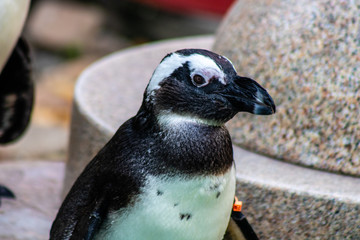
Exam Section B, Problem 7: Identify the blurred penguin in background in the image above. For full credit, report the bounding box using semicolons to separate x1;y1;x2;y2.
0;0;33;204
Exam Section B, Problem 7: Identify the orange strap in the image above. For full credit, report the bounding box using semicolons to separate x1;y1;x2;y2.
233;196;243;212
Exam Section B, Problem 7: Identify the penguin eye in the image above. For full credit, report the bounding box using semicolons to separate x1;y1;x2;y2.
192;74;207;87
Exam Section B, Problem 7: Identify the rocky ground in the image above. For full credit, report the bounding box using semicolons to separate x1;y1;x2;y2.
0;1;220;239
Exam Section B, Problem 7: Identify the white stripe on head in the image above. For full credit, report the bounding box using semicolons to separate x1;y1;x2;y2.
146;52;226;94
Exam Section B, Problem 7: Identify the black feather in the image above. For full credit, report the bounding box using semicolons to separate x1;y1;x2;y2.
0;37;33;144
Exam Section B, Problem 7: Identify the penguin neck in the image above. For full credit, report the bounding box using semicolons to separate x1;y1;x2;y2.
133;104;234;176
134;101;224;131
156;112;224;129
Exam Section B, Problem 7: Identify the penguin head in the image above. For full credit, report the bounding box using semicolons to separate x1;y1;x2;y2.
144;49;276;126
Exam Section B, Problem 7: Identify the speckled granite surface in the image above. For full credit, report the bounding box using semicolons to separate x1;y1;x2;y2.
213;0;360;176
237;181;360;239
67;36;360;238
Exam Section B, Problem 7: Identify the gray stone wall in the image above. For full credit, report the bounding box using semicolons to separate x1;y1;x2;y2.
214;0;360;176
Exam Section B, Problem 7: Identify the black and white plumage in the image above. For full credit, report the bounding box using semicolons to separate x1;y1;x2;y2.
0;0;33;203
0;39;31;201
50;49;275;240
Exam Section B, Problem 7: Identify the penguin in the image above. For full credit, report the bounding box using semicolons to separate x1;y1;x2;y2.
0;37;33;144
0;0;33;202
0;0;33;144
50;49;275;240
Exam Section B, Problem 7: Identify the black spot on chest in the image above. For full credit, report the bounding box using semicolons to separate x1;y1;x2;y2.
180;213;192;221
216;192;221;198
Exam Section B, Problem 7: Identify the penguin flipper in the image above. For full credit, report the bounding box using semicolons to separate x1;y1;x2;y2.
224;218;247;240
0;185;15;198
65;194;109;240
0;37;33;144
0;184;15;207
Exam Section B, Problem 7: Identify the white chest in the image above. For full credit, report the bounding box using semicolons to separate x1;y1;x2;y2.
95;165;236;240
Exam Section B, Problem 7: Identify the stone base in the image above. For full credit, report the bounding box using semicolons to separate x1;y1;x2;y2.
66;36;360;239
0;161;63;240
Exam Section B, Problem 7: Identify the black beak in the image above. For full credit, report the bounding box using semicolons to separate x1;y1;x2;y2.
220;76;276;115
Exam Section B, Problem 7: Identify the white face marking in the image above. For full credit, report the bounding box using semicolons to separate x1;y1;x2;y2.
146;53;226;95
94;166;236;240
190;68;222;87
187;54;226;85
